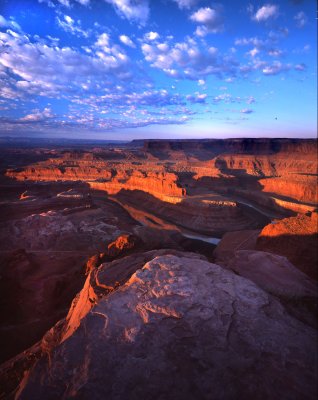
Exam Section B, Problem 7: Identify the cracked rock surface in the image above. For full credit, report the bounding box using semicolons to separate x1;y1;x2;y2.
19;254;317;400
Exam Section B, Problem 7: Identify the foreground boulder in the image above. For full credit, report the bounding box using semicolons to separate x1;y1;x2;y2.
17;253;317;400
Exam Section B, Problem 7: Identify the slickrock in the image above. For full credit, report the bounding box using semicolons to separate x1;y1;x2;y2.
257;213;318;280
62;250;204;342
225;250;318;327
213;229;260;264
17;254;317;400
225;250;317;299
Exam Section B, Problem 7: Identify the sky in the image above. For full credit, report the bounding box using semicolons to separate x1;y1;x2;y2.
0;0;316;140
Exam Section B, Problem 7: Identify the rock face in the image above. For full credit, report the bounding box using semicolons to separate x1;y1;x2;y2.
0;248;87;364
90;170;186;200
114;190;269;236
259;175;318;204
6;139;317;216
0;182;140;364
213;229;260;264
257;213;318;280
225;250;317;299
104;233;139;258
224;250;318;328
7;155;186;200
143;138;317;158
18;254;317;400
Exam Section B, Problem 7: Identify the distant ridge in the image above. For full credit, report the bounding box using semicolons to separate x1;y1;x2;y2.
138;138;317;155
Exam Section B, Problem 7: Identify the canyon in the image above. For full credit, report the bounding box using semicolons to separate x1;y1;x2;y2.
0;138;317;399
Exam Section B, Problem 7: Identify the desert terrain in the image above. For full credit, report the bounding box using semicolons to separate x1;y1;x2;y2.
0;138;317;399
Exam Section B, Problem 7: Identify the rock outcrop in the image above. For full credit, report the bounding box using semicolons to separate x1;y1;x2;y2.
259;175;318;204
115;190;270;236
257;213;318;280
89;170;185;200
224;250;318;328
14;253;317;400
143;138;317;158
0;185;140;364
6;156;186;201
213;229;261;264
225;250;317;299
6;139;317;215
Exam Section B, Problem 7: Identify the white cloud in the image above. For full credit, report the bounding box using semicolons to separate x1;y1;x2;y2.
235;34;284;59
246;96;255;104
74;89;184;108
235;37;266;48
294;11;307;28
0;15;21;31
248;48;259;57
212;93;256;105
20;107;54;122
144;31;160;41
39;0;90;7
2;110;190;133
294;63;306;71
190;7;215;24
58;0;71;6
262;61;290;75
105;0;149;23
172;0;199;9
190;7;223;35
198;79;205;86
268;48;283;57
0;20;199;134
0;29;133;101
119;34;135;48
64;15;73;23
240;108;253;114
141;35;238;80
56;14;90;37
96;33;110;48
253;4;279;22
186;92;207;103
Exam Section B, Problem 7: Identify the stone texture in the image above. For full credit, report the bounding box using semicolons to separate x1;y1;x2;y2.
257;213;318;280
225;250;317;299
18;254;317;400
213;229;260;264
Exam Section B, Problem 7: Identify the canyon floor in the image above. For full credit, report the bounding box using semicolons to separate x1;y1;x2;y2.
0;138;317;399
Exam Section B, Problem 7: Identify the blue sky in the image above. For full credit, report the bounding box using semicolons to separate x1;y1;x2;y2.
0;0;316;140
